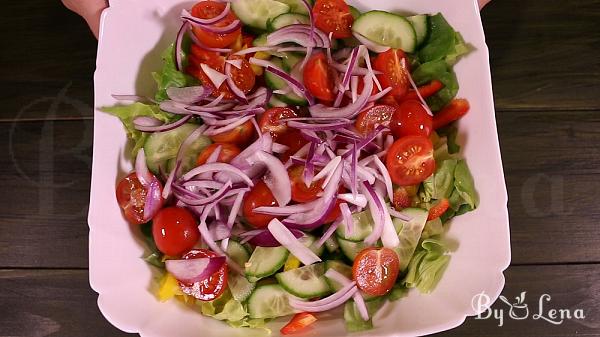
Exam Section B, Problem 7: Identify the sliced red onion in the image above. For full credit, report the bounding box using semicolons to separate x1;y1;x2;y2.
303;142;316;186
187;28;233;53
234;46;277;56
290;284;358;312
167;86;212;104
174;22;189;71
183;163;254;186
133;114;191;132
199;220;227;257
182;180;224;190
165;256;226;283
180;4;230;25
268;219;321;265
376;189;399;248
249;57;281;70
193;19;241;34
330;63;377;76
403;58;434;117
248;228;304;247
337;193;367;208
135;149;153;186
267;25;330;48
313;156;342;185
334;47;360;107
362;181;385;246
248;151;291;206
362;48;382;91
388;207;412;222
143;179;163;221
277;46;309;53
352;32;391;53
309;74;373;118
200;63;228;88
350;142;358;196
265;66;314;105
314;220;341;248
175;180;233;206
209;221;232;241
371;155;394;203
368;86;392;102
203;115;253;136
227;191;246;228
287;120;350;131
284;162;342;229
350;76;359;103
324;269;369;321
254;199;319;216
225;62;248;102
206;144;222;164
225;59;243;69
271;142;289;153
299;129;321;143
132;116;163;128
340;202;354;235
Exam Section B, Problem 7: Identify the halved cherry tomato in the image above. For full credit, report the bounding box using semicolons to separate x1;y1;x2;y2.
209;120;255;146
400;80;444;102
313;0;354;39
278;130;309;162
259;107;298;139
432;98;470;130
390;100;433;138
428;198;450;220
243;180;280;228
352;247;400;296
179;249;228;301
196;143;241;166
189;44;224;69
386;136;435;186
374;49;410;100
378;93;399;107
289;165;324;203
280;312;318;335
191;1;241;49
187;54;255;99
116;172;163;225
354;104;396;135
303;53;337;101
152;207;200;257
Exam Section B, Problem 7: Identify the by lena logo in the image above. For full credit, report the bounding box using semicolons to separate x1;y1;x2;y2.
472;291;586;327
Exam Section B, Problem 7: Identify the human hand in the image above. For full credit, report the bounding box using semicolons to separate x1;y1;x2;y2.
62;0;108;38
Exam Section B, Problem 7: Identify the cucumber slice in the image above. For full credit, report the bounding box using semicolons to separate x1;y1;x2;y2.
275;0;312;15
228;272;256;302
392;208;428;270
338;237;369;261
264;59;308;106
269;13;309;31
253;33;268;47
335;210;374;242
325;236;339;253
226;240;250;267
299;234;325;257
143;123;211;174
247;284;296;318
280;52;303;72
348;5;361;19
276;263;331;298
352;10;417;53
232;0;290;30
245;246;289;281
268;96;288;107
407;14;429;47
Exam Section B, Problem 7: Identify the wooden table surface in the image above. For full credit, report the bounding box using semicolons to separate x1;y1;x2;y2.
1;0;599;336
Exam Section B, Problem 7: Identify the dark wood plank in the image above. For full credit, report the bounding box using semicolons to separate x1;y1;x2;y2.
0;1;96;120
482;0;600;111
1;265;598;336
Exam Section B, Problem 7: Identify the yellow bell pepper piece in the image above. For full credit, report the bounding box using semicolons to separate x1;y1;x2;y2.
251;51;270;76
157;273;183;302
284;255;301;271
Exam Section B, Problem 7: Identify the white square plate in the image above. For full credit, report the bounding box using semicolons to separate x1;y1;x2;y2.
89;0;511;336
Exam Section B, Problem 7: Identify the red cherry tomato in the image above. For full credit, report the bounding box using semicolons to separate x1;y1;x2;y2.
243;181;280;228
196;143;241;166
191;1;241;49
312;0;354;39
280;312;318;335
432;98;470;130
152;207;200;257
386;136;435;186
322;198;343;224
354;104;396;135
390;100;433;138
187;55;255;100
352;247;400;296
277;130;309;162
116;172;163;225
209;120;255;146
289;165;324;203
258;107;298;140
374;49;410;100
179;249;228;301
303;53;337;101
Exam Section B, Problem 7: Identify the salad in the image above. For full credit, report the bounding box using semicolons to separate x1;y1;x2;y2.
103;0;478;334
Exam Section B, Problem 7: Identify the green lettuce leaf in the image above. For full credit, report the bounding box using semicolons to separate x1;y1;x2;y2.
436;125;461;154
388;284;409;301
403;238;451;293
152;44;197;102
418;13;456;63
392;214;428;271
197;290;269;331
421;218;444;239
101;102;173;155
411;60;459;111
454;159;478;209
445;32;471;66
344;297;386;332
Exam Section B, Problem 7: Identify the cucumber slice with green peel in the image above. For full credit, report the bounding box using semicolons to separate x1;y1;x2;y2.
247;284;297;318
407;14;429;48
338;237;370;261
252;33;268;47
275;0;312;15
143;123;211;174
226;240;250;267
276;263;331;298
280;52;304;72
352;10;417;53
268;96;288;107
228;272;256;302
245;246;289;281
264;58;308;106
269;13;310;31
392;208;428;270
232;0;290;30
335;210;374;242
